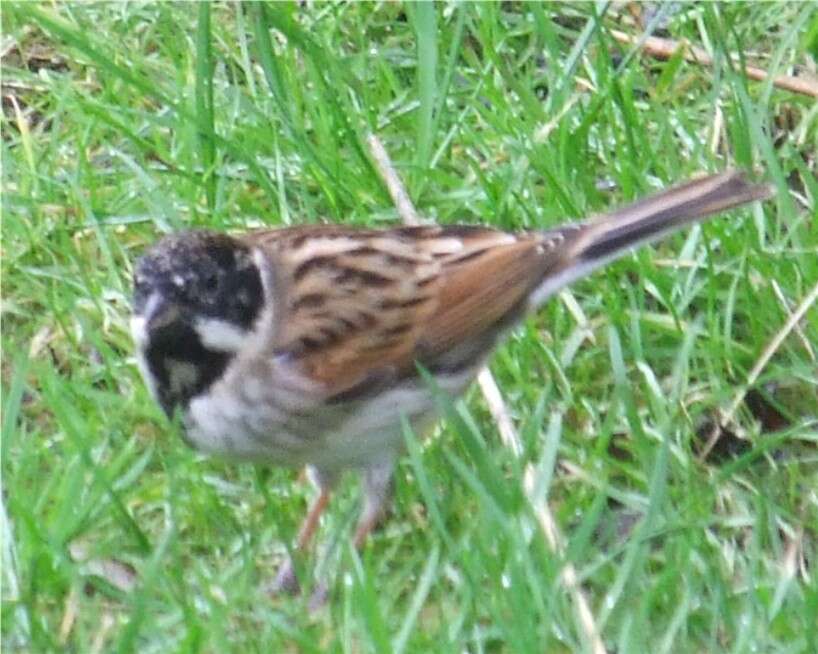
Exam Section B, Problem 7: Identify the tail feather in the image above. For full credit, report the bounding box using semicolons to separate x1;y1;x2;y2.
576;170;773;261
530;170;773;307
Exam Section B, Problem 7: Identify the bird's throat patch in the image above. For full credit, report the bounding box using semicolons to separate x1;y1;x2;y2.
144;323;233;416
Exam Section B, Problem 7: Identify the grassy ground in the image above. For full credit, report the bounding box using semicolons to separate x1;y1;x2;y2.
3;2;817;652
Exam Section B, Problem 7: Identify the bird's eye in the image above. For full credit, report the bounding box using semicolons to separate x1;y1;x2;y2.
204;273;219;292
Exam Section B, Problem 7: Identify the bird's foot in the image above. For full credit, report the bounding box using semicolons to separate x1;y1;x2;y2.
269;558;301;596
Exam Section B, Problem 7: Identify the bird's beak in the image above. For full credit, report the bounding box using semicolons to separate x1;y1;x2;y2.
143;292;180;333
131;292;182;350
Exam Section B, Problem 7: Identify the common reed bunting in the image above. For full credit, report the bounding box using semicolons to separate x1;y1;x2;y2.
131;170;771;600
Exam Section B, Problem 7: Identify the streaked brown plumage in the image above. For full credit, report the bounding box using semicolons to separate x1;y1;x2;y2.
131;169;772;602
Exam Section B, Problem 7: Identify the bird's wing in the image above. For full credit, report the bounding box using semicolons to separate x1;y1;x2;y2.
239;170;771;401
242;225;565;400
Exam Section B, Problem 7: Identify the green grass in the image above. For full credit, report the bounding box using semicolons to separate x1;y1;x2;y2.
3;2;817;652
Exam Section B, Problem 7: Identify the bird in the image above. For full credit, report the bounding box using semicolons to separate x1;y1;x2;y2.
130;169;772;602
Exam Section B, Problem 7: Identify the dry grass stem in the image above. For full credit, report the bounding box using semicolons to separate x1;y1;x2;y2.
771;280;815;361
366;133;422;226
700;278;818;460
611;29;818;98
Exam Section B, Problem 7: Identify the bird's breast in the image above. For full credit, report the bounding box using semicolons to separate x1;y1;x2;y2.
180;357;482;471
183;385;316;465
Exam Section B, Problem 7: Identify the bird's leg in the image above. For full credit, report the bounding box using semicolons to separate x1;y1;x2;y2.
309;459;395;609
271;468;335;596
354;460;395;549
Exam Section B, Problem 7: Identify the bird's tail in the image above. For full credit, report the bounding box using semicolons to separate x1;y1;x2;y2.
531;170;773;305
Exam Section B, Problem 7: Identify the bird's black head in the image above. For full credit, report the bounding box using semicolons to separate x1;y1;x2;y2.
131;230;265;415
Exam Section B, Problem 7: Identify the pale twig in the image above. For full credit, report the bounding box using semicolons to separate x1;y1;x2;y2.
533;93;581;144
709;104;724;156
610;30;818;99
366;133;422;226
476;369;522;456
699;279;818;460
89;614;115;654
480;371;607;654
771;280;815;362
366;133;608;654
523;465;606;654
58;587;79;645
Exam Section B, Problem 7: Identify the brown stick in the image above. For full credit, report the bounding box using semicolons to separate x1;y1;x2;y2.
611;29;818;98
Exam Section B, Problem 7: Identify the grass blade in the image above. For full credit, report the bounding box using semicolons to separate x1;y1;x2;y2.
195;2;216;211
412;2;438;172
